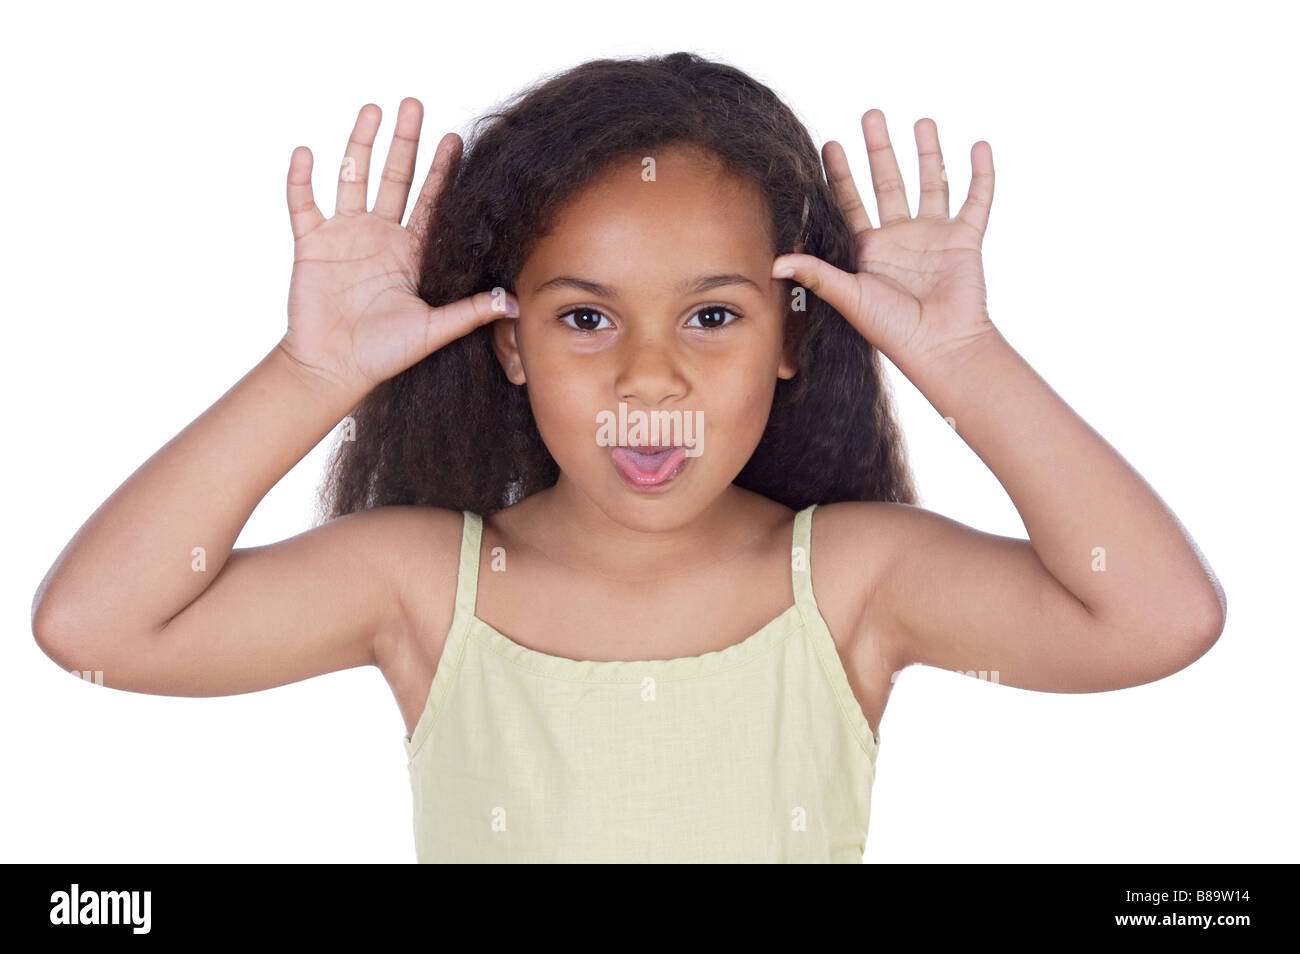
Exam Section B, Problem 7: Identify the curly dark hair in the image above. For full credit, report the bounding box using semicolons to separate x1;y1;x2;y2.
313;51;917;522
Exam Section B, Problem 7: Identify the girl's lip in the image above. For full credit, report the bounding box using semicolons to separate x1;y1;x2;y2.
608;445;690;490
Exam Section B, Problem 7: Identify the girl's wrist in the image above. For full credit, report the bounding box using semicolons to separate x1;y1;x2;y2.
268;340;369;421
894;319;1007;393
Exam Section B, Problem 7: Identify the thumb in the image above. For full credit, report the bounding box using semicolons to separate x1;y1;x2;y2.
420;288;520;354
772;253;917;349
771;253;863;324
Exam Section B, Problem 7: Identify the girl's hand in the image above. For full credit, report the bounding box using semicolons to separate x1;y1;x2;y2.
772;110;996;372
279;98;517;398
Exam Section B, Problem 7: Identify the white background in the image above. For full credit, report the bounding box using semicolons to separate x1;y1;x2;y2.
4;0;1294;863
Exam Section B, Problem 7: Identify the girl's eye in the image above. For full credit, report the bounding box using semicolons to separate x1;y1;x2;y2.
685;305;741;330
557;308;614;333
556;305;742;334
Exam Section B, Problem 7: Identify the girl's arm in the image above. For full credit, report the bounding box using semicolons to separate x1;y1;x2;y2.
777;111;1224;690
840;330;1222;691
34;345;408;694
32;98;515;697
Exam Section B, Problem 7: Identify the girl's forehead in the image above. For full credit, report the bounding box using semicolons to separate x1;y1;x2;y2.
519;203;772;294
577;146;758;207
519;159;774;282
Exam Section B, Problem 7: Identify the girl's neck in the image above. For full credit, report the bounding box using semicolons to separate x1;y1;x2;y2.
491;479;787;586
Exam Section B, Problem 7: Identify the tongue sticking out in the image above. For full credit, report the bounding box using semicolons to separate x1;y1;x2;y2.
609;444;689;485
624;447;675;467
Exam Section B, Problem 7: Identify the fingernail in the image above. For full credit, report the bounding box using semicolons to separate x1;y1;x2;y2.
772;263;796;279
506;298;520;316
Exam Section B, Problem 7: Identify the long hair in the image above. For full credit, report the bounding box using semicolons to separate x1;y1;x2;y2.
314;51;916;522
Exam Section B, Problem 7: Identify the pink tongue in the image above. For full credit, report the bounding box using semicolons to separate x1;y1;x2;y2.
628;447;674;467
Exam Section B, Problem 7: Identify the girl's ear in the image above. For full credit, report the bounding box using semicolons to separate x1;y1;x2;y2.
779;199;809;380
491;315;526;385
777;336;798;380
777;309;799;381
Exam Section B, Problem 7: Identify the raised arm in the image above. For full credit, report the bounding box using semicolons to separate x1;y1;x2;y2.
32;341;408;695
31;98;515;696
776;110;1224;691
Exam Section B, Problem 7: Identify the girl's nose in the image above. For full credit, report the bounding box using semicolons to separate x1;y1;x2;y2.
615;341;688;408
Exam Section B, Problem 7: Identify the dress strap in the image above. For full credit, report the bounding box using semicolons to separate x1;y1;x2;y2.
790;502;882;755
453;510;483;627
791;504;818;609
403;510;484;761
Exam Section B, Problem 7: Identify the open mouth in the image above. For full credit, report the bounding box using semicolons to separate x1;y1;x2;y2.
608;444;690;489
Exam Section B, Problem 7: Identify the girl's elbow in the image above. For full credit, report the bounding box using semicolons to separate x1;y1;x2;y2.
1171;586;1226;668
1191;580;1227;647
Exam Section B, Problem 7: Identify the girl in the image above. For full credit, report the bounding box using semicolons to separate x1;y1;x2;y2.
32;52;1225;863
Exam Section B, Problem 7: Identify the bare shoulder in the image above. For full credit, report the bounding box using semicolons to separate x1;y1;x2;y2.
357;505;466;666
812;499;1168;693
804;500;922;669
348;504;474;740
804;500;914;613
800;500;924;740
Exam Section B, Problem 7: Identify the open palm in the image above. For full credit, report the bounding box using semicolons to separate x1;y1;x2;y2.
279;99;514;399
775;110;996;369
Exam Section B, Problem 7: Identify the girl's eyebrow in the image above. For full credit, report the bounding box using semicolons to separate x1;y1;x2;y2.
532;273;762;298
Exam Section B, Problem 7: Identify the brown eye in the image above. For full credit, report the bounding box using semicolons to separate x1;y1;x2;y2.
686;306;740;330
557;308;612;333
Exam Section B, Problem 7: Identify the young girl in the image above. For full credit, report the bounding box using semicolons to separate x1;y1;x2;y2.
32;52;1225;863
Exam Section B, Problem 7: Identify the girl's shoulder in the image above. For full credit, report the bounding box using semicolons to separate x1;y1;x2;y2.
383;497;922;631
357;504;469;658
801;500;946;675
810;499;930;578
347;503;466;572
802;500;904;632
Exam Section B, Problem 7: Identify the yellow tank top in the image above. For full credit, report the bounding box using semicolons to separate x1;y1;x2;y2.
402;503;882;862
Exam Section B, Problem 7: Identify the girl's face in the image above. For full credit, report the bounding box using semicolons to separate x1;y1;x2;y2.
495;144;797;526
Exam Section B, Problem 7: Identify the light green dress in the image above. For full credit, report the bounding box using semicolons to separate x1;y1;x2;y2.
403;504;881;862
